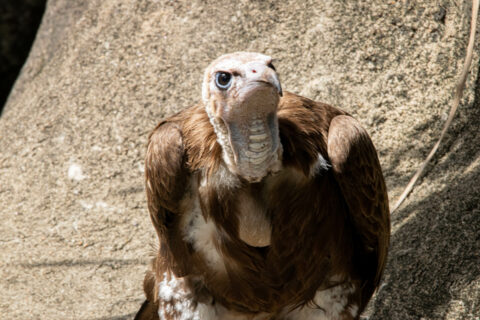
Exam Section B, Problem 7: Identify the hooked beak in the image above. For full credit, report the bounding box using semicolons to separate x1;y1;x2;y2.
258;67;283;97
218;65;282;182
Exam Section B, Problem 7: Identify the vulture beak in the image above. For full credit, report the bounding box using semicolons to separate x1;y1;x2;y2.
246;63;282;98
220;62;283;182
260;67;282;97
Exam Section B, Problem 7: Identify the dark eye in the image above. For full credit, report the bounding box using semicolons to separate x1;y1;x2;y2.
215;72;232;89
267;62;276;71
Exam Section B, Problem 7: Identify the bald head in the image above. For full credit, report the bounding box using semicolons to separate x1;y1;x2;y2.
202;52;283;182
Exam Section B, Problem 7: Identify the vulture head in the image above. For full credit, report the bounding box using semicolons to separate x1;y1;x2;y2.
202;52;283;182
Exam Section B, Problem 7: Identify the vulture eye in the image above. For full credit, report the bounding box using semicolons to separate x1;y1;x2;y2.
215;72;232;89
267;62;276;71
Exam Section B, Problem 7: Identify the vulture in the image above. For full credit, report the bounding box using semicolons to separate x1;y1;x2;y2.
135;52;390;320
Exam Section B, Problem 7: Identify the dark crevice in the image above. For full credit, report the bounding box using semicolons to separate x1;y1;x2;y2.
0;0;47;115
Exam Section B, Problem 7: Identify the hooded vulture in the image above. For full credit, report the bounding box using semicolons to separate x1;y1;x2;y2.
135;52;390;320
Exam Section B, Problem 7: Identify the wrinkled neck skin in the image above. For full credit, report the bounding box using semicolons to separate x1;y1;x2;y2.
206;86;282;183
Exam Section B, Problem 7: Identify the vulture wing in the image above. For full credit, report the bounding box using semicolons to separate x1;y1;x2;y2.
327;115;390;298
137;120;189;320
144;119;193;274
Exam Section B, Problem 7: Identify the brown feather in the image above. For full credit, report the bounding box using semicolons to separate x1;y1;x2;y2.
327;115;390;306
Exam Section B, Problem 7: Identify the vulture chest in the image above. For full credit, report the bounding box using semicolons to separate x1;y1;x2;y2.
177;164;355;313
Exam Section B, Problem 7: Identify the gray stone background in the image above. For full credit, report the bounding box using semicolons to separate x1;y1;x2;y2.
0;0;479;319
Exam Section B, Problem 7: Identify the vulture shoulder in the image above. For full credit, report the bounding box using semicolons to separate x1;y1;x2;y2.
145;103;220;236
145;119;186;230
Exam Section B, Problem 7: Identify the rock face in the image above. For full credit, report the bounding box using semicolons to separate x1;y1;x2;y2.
1;1;479;319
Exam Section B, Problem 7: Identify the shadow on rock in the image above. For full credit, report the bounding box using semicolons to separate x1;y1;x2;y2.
370;69;480;319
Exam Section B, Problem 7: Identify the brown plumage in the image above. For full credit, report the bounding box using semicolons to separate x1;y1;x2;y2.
135;53;390;320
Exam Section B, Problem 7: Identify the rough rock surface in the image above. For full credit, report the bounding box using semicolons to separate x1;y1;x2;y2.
1;1;479;319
